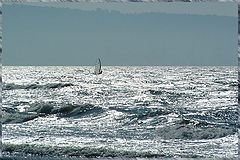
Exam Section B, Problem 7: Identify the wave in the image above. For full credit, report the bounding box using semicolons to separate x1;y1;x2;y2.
2;107;38;124
2;103;104;124
148;89;189;97
56;104;104;117
29;103;105;118
109;106;172;125
27;102;55;115
156;119;237;140
148;89;194;104
109;106;171;116
184;106;238;127
2;143;202;159
148;89;163;95
3;83;74;90
214;80;238;87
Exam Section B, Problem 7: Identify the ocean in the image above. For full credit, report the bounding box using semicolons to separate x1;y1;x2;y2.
1;66;238;159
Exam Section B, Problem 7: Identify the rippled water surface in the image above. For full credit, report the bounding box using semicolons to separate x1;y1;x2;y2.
2;66;238;158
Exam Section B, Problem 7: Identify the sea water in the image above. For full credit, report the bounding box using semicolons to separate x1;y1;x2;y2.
2;66;238;158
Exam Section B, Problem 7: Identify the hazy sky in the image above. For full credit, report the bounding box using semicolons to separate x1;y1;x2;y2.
19;2;237;17
2;3;238;66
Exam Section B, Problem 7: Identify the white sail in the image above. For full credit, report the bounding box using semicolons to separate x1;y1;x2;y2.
94;58;102;75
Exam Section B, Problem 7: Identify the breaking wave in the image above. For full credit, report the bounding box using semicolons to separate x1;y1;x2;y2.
2;143;203;159
3;83;74;90
148;89;163;95
147;89;193;100
2;103;104;124
156;119;237;140
109;106;172;120
1;107;38;124
55;104;104;117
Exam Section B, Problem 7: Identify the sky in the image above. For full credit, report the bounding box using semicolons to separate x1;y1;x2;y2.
2;2;238;66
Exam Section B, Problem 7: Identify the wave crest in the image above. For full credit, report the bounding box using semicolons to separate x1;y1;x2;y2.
1;107;38;124
56;104;104;117
156;119;236;140
2;143;166;158
3;83;74;90
2;103;103;124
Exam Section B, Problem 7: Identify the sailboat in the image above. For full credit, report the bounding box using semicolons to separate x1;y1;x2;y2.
94;58;102;75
